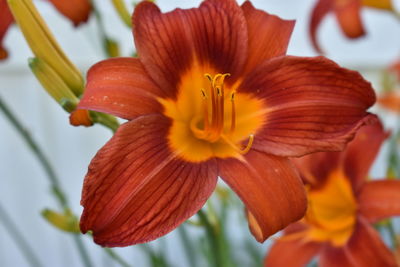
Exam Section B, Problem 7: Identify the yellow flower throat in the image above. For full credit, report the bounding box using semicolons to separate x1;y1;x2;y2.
305;169;357;246
160;67;265;163
280;169;357;247
190;73;254;153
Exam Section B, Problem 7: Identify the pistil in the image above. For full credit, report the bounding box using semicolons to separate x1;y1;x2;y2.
190;73;254;155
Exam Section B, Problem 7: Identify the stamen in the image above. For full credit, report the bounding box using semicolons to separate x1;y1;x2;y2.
200;89;209;130
220;134;255;155
195;72;253;152
230;91;236;134
240;134;254;154
204;73;213;82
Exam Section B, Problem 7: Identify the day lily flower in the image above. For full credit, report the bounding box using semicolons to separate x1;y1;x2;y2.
1;0;91;61
265;120;400;267
78;0;376;247
310;0;396;53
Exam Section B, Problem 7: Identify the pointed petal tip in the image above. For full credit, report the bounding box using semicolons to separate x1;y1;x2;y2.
219;151;307;243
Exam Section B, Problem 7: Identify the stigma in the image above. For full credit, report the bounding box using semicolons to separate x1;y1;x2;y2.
190;73;253;154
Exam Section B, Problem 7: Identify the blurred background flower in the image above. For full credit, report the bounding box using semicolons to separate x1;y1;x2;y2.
0;0;399;266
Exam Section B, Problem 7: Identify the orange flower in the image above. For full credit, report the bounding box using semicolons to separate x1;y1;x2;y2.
378;90;400;112
310;0;395;53
78;0;376;247
0;0;91;60
265;120;400;267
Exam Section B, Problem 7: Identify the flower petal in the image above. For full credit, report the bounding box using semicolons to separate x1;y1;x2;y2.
78;57;164;120
358;180;400;223
241;1;295;74
265;239;321;267
309;0;333;53
80;114;218;246
133;0;247;97
334;0;365;38
292;151;342;186
319;218;397;267
47;0;91;26
343;120;388;191
218;150;307;242
239;56;376;157
0;0;14;60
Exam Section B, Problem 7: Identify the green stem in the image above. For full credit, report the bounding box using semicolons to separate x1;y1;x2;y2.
73;235;94;267
90;0;119;58
111;0;132;28
104;248;132;267
0;96;93;267
0;203;43;267
178;225;198;267
0;97;68;209
90;111;120;133
197;209;222;267
386;219;399;249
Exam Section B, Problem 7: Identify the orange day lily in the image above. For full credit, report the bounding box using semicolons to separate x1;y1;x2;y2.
0;0;92;60
265;120;400;267
310;0;395;53
77;0;376;247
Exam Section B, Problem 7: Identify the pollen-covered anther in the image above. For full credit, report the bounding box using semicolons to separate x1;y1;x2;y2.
189;73;254;155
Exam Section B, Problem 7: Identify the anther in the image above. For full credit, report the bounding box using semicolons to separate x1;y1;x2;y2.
230;91;236;133
239;134;254;154
200;88;207;99
216;86;221;96
204;73;213;82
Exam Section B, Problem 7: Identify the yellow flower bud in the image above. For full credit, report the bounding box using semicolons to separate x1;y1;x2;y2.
41;209;80;233
28;57;79;112
7;0;84;96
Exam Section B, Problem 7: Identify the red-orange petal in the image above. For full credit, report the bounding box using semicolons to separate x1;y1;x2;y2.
343;120;388;191
264;239;321;267
132;0;247;97
240;56;376;157
309;0;334;53
218;150;307;242
78;57;163;120
358;180;400;223
0;0;14;60
292;151;342;186
80;114;217;246
319;218;397;267
241;1;295;74
47;0;92;26
334;0;365;39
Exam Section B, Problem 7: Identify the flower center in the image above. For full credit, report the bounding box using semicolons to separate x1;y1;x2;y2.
160;65;265;163
189;74;254;154
304;168;357;247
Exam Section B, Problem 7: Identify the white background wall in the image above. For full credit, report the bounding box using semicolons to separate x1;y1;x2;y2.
0;0;399;266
